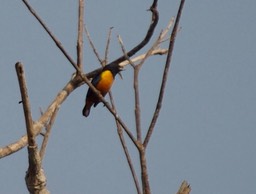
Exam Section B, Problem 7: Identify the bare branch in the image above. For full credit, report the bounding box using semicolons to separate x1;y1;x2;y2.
15;62;35;146
119;49;168;67
39;106;59;160
117;36;142;142
104;27;114;66
140;148;151;194
133;67;142;142
108;92;142;194
117;121;142;194
22;0;79;71
0;135;28;158
137;17;175;69
77;0;84;70
84;24;103;64
160;17;175;42
144;0;186;148
117;35;137;67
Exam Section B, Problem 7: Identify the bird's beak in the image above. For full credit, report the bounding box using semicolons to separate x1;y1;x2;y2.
118;66;124;79
118;71;123;79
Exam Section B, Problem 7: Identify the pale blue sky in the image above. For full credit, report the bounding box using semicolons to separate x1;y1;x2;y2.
1;0;256;194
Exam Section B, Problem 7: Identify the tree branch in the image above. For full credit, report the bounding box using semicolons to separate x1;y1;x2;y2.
144;0;186;148
15;62;49;194
15;62;35;146
22;0;79;71
39;105;59;160
108;92;142;194
106;32;141;194
119;48;168;67
104;27;114;66
84;24;103;65
117;36;143;142
77;0;84;70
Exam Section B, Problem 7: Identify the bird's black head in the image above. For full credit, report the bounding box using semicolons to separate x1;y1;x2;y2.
103;64;123;77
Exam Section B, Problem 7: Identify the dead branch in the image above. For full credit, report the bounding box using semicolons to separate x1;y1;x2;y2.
15;62;35;146
144;0;186;148
117;35;143;143
140;147;151;194
77;0;84;70
108;92;142;194
15;62;49;194
107;36;141;194
39;106;59;160
22;0;79;72
104;27;114;65
117;25;176;194
84;24;103;65
119;48;168;67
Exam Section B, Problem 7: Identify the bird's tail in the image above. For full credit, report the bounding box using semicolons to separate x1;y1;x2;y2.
82;104;90;117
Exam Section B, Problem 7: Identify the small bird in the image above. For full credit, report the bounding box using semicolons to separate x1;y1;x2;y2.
82;64;123;117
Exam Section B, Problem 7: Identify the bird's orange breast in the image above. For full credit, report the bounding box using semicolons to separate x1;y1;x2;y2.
96;70;114;94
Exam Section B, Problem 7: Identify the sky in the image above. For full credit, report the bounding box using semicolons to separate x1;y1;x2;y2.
1;0;256;194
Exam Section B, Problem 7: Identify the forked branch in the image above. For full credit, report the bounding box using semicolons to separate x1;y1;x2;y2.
77;0;84;69
15;62;49;194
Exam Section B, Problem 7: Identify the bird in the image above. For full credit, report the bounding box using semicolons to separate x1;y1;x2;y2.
82;64;123;117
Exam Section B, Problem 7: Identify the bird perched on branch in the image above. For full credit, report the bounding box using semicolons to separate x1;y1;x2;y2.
82;64;123;117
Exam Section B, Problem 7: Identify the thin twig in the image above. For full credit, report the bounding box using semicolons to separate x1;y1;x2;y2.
140;148;151;194
22;0;79;72
133;67;142;142
105;33;141;194
143;0;186;148
15;62;35;146
104;27;114;66
108;92;142;194
118;35;151;194
39;106;59;160
117;122;142;194
117;36;142;142
84;24;103;64
119;48;168;67
77;0;84;70
136;17;175;69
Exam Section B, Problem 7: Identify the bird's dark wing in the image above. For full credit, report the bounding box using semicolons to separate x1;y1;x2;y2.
91;73;101;87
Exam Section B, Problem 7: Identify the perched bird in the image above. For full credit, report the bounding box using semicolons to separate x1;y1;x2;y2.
82;64;123;117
